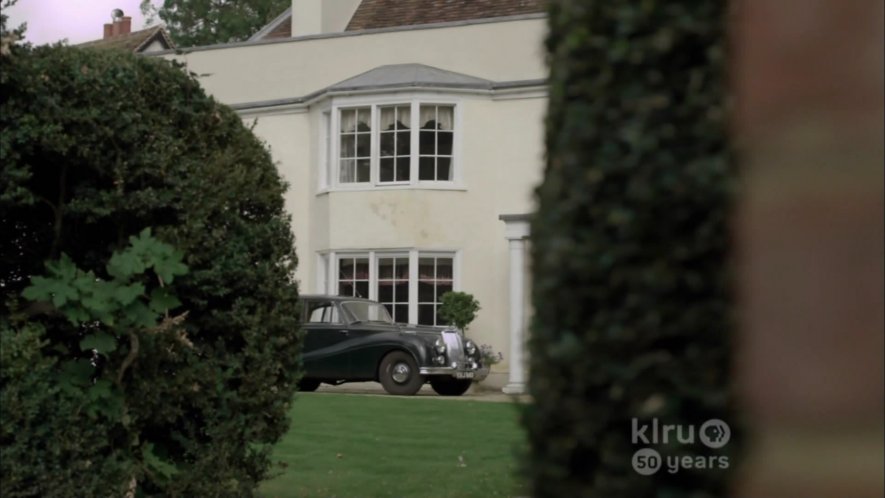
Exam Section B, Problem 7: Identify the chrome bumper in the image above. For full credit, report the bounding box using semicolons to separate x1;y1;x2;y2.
420;365;480;379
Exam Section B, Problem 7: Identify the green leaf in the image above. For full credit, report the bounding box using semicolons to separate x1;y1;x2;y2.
116;282;145;306
48;280;78;307
124;301;158;329
149;287;181;313
107;250;145;280
80;332;117;353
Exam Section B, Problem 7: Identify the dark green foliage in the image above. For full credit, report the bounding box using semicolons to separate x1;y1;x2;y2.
1;321;130;498
525;1;738;497
1;44;300;496
141;0;290;47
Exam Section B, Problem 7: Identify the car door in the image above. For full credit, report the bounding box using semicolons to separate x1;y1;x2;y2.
301;300;351;379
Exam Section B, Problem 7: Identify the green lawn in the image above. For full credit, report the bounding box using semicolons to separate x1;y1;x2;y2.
259;393;528;498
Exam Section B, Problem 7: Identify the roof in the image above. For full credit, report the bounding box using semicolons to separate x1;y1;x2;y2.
77;25;175;53
346;0;546;31
328;63;493;92
251;0;546;41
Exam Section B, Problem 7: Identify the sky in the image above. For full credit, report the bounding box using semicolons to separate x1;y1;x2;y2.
4;0;158;45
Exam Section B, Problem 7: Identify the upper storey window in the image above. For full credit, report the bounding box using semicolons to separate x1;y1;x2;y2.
330;100;457;188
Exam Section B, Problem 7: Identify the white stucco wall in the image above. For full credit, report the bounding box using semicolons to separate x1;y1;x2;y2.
160;16;548;387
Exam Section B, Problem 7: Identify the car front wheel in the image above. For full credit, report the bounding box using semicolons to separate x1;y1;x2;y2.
378;351;424;395
429;376;472;396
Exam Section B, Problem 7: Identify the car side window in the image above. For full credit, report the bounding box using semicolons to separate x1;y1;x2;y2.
306;301;340;324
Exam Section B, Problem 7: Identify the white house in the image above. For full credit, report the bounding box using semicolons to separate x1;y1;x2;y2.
160;0;548;393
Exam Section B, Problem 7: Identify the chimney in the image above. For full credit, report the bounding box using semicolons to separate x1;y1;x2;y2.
104;9;132;39
291;0;361;37
118;16;132;36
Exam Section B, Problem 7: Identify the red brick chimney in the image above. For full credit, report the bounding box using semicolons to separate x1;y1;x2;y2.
103;15;132;39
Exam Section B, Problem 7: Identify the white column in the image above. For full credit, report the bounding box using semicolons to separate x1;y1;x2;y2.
500;215;530;395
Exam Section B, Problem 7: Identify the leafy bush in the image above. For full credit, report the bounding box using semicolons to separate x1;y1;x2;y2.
1;43;300;497
524;1;738;497
438;291;481;332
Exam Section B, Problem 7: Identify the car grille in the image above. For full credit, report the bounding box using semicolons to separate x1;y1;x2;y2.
441;331;465;367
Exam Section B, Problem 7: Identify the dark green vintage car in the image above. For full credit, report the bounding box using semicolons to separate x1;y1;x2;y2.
297;295;483;396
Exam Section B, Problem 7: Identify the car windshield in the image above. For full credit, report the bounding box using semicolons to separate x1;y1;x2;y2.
341;301;395;324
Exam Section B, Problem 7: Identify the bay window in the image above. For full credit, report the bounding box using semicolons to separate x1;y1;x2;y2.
333;100;457;187
321;250;458;326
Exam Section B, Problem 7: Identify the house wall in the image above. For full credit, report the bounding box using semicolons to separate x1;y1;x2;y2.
162;16;548;387
168;17;547;105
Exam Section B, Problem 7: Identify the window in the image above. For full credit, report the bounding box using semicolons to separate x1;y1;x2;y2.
377;256;409;323
337;256;369;298
418;256;454;326
339;107;371;183
334;101;457;187
418;105;454;181
305;300;340;324
324;251;457;325
379;106;411;183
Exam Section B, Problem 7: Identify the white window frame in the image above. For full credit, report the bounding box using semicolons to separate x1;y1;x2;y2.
316;249;460;326
326;93;463;191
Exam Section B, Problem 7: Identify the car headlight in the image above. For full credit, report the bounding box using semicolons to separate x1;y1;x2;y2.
434;338;446;354
465;340;477;356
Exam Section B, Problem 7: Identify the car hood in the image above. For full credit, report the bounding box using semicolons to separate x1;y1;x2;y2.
397;323;454;336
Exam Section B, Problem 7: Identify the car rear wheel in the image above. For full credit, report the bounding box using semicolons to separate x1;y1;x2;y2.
429;376;472;396
378;351;424;395
298;378;321;392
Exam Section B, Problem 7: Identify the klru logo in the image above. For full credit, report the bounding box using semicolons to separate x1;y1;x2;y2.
630;418;731;476
631;418;730;449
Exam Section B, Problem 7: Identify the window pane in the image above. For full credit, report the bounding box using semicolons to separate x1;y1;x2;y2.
394;282;408;302
394;304;408;323
340;259;354;279
419;130;435;154
378;282;393;302
419;157;434;180
356;259;369;279
436;259;453;280
380;107;396;130
396;131;410;156
356;134;371;157
419;258;434;278
341;134;355;157
419;304;436;326
357;108;371;129
437;157;451;181
437;283;453;300
380;132;395;156
378;259;393;279
397;106;410;129
356;160;370;182
395;158;410;182
355;281;369;298
380;158;394;182
395;259;409;279
436;106;454;130
438;131;453;155
419;281;434;302
339;282;354;296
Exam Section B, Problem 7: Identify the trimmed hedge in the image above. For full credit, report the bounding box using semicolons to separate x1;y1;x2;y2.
524;1;738;497
1;44;300;496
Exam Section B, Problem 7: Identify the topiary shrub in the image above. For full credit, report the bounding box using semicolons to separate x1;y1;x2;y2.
1;42;300;497
438;291;481;333
524;1;738;497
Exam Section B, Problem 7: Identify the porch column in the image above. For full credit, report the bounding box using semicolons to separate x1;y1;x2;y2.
499;214;530;395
